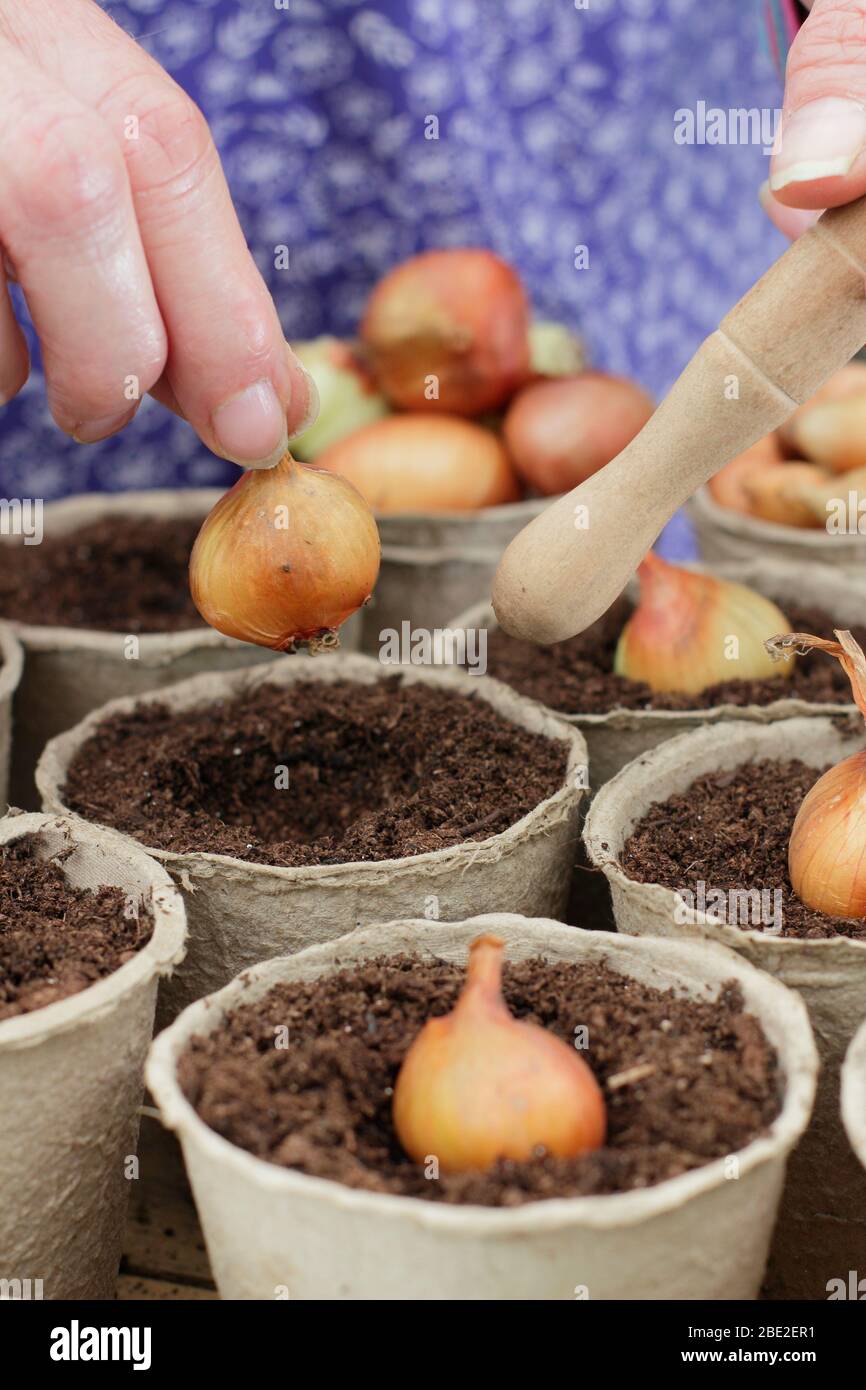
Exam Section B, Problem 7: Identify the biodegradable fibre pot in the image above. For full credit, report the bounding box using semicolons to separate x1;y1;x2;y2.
842;1020;866;1187
1;489;366;811
0;621;24;812
361;543;505;654
145;913;817;1302
583;716;866;1300
450;557;866;787
376;495;551;553
0;812;186;1300
360;496;552;652
689;483;866;570
37;654;587;1020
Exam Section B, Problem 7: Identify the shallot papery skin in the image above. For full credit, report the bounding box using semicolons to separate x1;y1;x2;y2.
189;453;380;650
614;552;793;695
392;934;606;1173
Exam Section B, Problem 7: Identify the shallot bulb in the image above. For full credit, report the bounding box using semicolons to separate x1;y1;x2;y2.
614;553;793;695
707;438;782;515
361;248;530;415
741;462;829;528
767;629;866;918
392;933;606;1173
189;452;380;651
779;362;866;470
315;414;521;514
290;336;389;461
502;371;655;496
527;320;587;379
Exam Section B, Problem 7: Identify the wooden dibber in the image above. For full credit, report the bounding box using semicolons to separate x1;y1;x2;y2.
492;196;866;644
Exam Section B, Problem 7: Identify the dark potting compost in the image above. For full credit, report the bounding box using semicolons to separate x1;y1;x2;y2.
62;677;568;866
621;758;866;941
0;516;204;632
0;834;153;1020
179;955;780;1206
486;601;866;714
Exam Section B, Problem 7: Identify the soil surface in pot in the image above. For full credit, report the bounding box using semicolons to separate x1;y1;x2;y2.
0;833;153;1019
621;757;866;941
62;676;568;866
180;954;779;1205
485;600;866;714
0;516;204;632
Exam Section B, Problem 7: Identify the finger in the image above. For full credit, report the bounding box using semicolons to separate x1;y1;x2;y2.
770;0;866;208
758;181;823;238
0;259;30;404
16;1;315;466
148;372;185;419
0;42;167;441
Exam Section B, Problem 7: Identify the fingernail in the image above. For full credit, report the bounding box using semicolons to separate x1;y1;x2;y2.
288;368;320;442
72;407;137;443
770;97;866;192
212;379;288;470
758;180;822;239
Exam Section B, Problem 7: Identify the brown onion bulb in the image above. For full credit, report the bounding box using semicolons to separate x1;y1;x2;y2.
393;933;606;1173
615;553;793;694
707;438;782;514
741;462;828;528
767;629;866;918
502;371;655;496
290;336;389;460
778;361;866;464
316;414;521;513
361;248;530;415
784;395;866;475
189;453;380;650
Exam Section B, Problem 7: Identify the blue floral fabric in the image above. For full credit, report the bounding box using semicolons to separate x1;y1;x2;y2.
0;0;785;559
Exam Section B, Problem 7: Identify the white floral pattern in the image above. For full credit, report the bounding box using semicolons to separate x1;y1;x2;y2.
0;0;784;560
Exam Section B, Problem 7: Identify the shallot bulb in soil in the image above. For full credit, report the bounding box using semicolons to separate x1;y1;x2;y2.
189;452;380;651
614;553;793;695
315;413;521;514
767;629;866;918
361;248;530;415
392;933;606;1173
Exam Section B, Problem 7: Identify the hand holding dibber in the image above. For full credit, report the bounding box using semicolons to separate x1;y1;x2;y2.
492;196;866;645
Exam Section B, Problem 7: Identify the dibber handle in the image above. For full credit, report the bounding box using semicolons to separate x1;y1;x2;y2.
492;196;866;646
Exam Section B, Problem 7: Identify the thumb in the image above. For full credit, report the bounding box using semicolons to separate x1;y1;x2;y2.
770;0;866;209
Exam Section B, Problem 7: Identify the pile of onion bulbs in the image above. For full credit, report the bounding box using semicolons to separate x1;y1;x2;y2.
708;362;866;530
288;246;653;512
190;247;654;650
